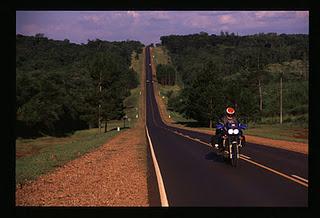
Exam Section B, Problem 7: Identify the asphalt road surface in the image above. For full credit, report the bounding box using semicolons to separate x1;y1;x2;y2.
145;46;308;207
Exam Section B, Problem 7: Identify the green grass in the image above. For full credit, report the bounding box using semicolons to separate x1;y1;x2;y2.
130;48;147;172
158;85;196;124
159;85;181;94
122;87;140;127
130;51;143;82
256;114;308;127
16;128;123;185
152;46;171;65
158;85;181;103
123;49;144;128
245;123;308;143
168;111;197;123
16;51;144;185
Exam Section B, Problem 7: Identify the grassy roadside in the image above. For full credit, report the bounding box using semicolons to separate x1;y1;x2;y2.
151;46;308;144
16;129;122;184
244;123;308;143
165;104;308;143
158;85;197;123
153;46;198;125
152;46;171;65
16;50;145;185
130;47;147;166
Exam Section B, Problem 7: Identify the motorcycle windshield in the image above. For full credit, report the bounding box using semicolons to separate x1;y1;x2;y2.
226;122;238;129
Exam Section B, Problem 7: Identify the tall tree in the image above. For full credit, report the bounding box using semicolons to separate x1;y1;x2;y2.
184;60;225;127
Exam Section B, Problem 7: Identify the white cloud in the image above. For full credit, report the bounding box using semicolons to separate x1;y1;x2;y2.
16;11;309;45
83;15;104;24
295;11;309;18
151;11;170;19
21;24;41;34
127;11;140;18
254;11;283;18
218;15;236;24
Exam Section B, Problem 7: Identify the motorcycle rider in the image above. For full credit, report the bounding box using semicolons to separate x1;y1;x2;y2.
213;107;245;150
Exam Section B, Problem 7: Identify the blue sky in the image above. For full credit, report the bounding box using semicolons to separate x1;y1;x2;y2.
16;11;309;45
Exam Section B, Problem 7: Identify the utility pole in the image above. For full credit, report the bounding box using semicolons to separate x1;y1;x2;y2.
98;104;101;133
98;43;102;134
280;72;283;124
257;52;263;112
123;115;128;128
99;73;102;133
209;98;213;129
303;51;308;80
174;66;177;86
258;79;263;111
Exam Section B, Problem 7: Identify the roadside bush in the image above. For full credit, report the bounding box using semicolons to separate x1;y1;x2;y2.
288;104;308;115
167;93;185;114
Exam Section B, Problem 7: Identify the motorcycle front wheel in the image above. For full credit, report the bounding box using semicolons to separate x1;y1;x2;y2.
231;144;238;167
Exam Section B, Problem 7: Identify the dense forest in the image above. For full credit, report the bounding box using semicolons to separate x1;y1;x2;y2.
16;34;144;137
159;32;308;127
156;64;176;85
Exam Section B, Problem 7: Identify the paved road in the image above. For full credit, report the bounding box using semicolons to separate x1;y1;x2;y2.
145;46;308;206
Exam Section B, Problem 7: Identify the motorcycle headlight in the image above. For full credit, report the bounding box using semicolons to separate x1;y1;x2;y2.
233;129;239;134
228;129;234;134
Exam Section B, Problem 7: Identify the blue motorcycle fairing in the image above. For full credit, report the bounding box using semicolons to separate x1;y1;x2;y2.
239;123;248;130
216;123;224;130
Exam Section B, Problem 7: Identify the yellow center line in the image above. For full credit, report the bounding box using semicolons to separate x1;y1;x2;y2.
170;130;211;147
240;154;251;159
147;56;307;189
163;125;309;188
291;174;308;183
240;157;308;188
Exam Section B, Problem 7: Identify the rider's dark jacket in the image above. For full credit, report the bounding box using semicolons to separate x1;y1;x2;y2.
220;115;238;126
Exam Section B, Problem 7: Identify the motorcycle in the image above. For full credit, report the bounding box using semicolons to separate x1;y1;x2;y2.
214;122;247;167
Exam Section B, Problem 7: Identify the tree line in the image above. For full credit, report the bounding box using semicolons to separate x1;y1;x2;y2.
156;64;176;85
16;34;144;137
160;32;308;127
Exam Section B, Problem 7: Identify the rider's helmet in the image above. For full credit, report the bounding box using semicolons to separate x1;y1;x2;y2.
226;107;235;120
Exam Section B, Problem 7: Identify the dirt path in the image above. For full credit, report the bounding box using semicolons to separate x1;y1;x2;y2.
149;48;308;155
16;48;149;206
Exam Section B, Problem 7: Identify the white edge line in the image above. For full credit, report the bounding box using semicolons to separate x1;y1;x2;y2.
146;127;169;207
240;154;251;159
291;174;309;183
